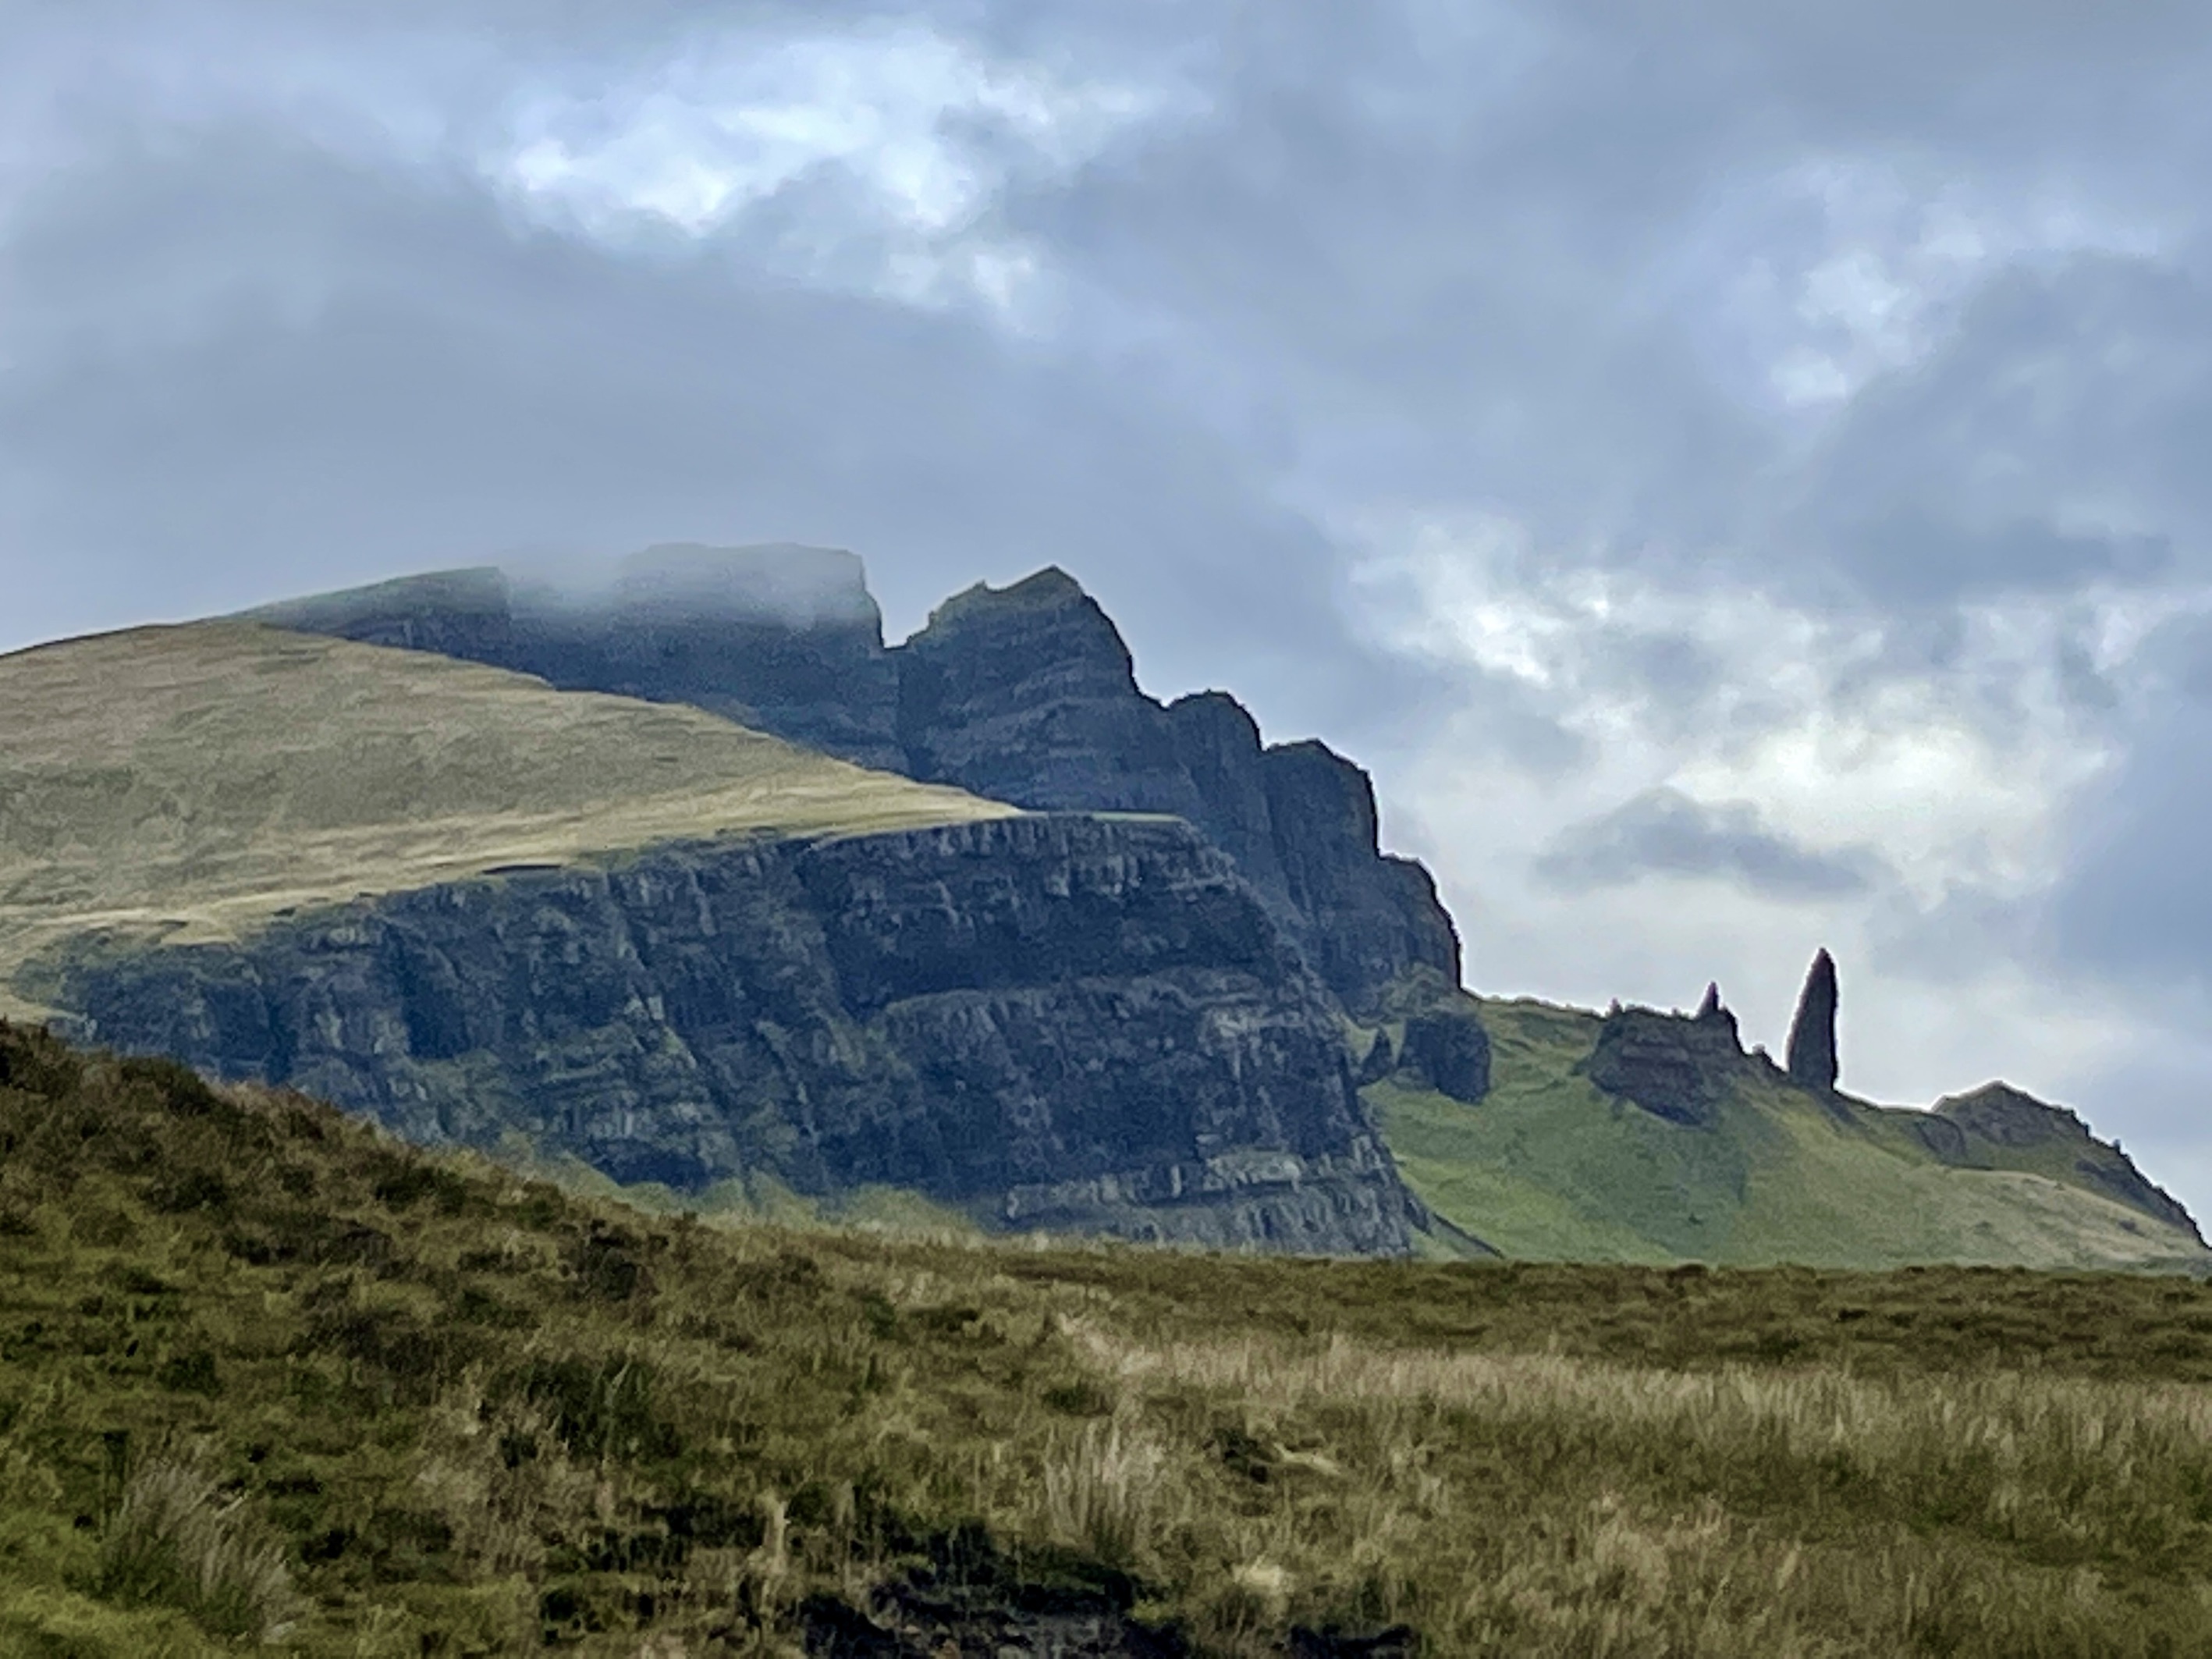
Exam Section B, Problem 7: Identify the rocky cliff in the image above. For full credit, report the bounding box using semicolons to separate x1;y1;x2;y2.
252;551;1462;1013
53;815;1425;1256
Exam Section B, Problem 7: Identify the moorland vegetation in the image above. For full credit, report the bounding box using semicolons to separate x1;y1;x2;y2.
5;1022;2212;1657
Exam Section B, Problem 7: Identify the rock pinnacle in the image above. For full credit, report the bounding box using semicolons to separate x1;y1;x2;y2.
1784;948;1839;1092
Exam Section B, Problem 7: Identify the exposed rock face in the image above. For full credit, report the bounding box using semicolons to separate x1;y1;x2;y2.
887;569;1463;1013
1582;990;1748;1128
1933;1083;2203;1242
1355;1029;1397;1086
55;815;1424;1256
1784;949;1840;1092
253;554;1461;1014
1396;1014;1491;1104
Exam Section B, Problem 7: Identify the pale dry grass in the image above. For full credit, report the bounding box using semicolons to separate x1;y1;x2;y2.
96;1456;301;1646
0;621;1014;1012
997;1321;2212;1656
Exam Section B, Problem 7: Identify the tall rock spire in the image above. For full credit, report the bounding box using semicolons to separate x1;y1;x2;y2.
1784;948;1839;1092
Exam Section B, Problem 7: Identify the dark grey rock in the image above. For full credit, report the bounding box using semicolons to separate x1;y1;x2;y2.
1397;1013;1491;1104
1582;989;1748;1128
1289;1627;1418;1659
250;546;905;770
56;815;1425;1256
1784;948;1840;1092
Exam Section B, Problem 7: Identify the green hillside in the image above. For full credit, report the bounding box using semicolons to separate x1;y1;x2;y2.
1374;997;2208;1272
9;1023;2212;1657
0;623;1014;1018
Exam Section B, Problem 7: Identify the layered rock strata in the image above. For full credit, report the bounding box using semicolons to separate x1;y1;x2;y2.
55;815;1425;1256
1582;989;1751;1128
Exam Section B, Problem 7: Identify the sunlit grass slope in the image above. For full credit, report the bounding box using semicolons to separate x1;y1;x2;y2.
1376;997;2208;1271
0;623;1014;1016
8;1025;2212;1657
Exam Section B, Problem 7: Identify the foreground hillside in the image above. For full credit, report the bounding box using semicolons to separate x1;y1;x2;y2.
5;1025;2212;1657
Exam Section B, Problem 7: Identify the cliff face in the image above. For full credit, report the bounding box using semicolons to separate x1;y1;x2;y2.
55;815;1423;1256
253;553;1461;1014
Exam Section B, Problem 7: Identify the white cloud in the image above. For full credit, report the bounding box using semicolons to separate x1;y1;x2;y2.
483;23;1179;322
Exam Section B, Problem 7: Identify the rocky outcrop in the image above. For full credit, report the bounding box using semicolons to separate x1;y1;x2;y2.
1582;989;1749;1128
1784;949;1840;1092
53;815;1424;1256
1933;1083;2203;1242
1396;1014;1491;1104
251;552;1462;1014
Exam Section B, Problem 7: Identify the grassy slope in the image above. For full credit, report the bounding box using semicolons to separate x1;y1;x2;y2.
0;623;1014;1018
1376;997;2209;1271
9;1026;2212;1657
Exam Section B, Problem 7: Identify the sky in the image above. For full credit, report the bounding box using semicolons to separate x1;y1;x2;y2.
3;2;2210;1218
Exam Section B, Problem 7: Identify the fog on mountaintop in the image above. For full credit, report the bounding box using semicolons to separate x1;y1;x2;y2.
513;543;884;628
2;2;2210;1221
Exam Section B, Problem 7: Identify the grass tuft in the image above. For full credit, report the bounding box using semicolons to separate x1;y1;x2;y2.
95;1455;301;1645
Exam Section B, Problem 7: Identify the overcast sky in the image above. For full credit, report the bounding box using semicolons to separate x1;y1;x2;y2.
5;2;2210;1220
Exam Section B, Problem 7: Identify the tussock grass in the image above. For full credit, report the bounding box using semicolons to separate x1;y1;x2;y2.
7;1021;2212;1654
95;1455;302;1645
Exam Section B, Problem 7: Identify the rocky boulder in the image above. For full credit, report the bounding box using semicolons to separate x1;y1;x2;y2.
1397;1013;1491;1104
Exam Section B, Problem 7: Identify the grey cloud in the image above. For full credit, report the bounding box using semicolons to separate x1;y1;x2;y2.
9;3;2210;664
2049;618;2212;992
1767;258;2212;611
0;118;1451;748
1536;787;1886;900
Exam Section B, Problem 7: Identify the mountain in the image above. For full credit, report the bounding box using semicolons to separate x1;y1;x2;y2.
5;549;2202;1270
0;622;1422;1256
248;549;1461;1014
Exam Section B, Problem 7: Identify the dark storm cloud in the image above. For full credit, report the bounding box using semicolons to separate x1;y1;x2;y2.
1001;2;2212;592
1536;788;1884;901
0;119;1440;741
1767;257;2212;611
8;1;2211;662
2050;615;2212;991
